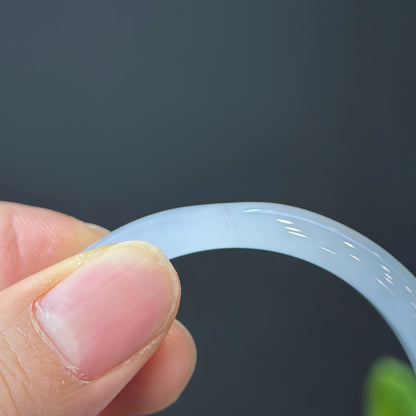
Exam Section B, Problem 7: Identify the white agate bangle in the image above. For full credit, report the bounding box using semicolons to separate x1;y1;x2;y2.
87;202;416;369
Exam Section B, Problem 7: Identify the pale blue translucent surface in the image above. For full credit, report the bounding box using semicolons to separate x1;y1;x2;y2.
87;202;416;369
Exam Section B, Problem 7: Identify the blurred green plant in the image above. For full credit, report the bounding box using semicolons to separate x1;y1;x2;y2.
364;358;416;416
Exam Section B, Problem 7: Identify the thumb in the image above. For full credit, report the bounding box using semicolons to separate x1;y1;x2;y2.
0;241;180;416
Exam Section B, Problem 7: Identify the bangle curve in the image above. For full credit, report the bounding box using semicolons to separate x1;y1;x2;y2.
87;202;416;369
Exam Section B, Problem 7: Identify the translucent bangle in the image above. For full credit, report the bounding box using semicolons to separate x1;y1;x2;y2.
87;202;416;369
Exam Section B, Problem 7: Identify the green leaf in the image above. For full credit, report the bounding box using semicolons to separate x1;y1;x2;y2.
364;357;416;416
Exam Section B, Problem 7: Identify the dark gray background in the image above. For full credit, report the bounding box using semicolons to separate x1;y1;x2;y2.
1;1;415;415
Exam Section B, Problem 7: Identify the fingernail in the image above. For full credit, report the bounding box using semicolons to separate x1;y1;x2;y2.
85;222;110;235
34;242;180;380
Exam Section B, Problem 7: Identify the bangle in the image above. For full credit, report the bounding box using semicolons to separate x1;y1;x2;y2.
87;202;416;369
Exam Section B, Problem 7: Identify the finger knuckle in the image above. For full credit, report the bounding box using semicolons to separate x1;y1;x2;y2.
0;329;38;416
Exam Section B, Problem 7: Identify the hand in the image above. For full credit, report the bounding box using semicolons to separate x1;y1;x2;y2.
0;202;196;416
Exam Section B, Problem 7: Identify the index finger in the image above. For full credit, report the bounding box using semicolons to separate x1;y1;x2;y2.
0;201;108;289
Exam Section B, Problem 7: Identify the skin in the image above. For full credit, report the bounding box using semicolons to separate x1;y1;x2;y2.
0;201;197;416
